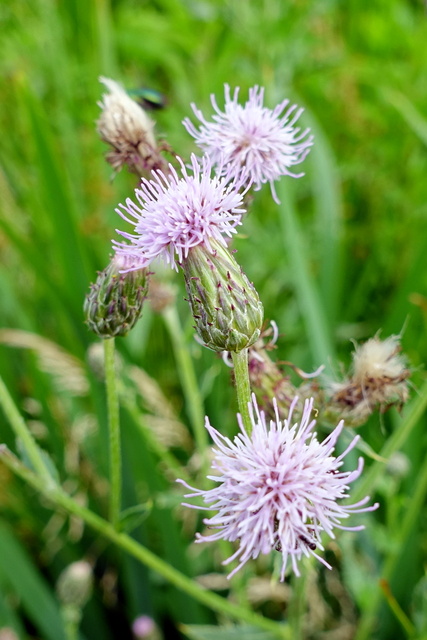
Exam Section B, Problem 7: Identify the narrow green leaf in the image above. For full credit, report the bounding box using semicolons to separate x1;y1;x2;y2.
383;88;427;147
21;81;92;306
118;501;153;533
278;181;335;370
301;106;344;326
181;625;283;640
0;521;67;640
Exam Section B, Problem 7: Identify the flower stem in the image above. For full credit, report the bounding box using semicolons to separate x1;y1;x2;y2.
0;374;53;482
103;337;121;528
231;349;252;434
288;557;313;638
0;445;291;639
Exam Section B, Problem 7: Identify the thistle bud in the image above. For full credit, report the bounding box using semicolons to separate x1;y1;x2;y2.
56;561;93;608
132;616;163;640
182;241;263;352
84;255;148;338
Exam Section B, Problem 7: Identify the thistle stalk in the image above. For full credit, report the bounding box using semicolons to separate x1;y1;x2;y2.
103;337;121;528
231;349;252;434
0;375;52;482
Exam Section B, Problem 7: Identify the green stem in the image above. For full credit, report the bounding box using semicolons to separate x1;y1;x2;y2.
0;446;290;639
162;305;207;451
103;338;121;528
288;558;312;639
231;349;252;434
378;579;416;638
0;375;52;482
62;606;81;640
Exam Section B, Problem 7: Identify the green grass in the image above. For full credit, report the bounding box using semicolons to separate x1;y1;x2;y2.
0;0;427;638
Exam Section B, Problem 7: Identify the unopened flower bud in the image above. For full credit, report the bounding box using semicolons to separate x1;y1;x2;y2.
182;240;263;352
0;630;19;640
132;615;163;640
84;255;148;338
97;77;166;176
56;561;93;608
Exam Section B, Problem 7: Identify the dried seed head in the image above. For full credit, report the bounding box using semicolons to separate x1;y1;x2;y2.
352;335;408;384
182;240;263;352
329;335;410;426
97;77;166;176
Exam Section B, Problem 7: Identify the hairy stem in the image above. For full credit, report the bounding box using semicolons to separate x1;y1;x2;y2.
0;375;53;482
103;337;121;528
231;349;252;434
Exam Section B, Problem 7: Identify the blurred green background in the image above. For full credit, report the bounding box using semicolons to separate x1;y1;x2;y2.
0;1;427;638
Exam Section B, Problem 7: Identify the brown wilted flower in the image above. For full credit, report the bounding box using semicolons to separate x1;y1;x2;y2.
97;77;167;177
329;335;410;426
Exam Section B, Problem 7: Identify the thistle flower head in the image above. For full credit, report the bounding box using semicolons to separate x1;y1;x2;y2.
183;85;314;203
113;154;245;271
179;395;378;580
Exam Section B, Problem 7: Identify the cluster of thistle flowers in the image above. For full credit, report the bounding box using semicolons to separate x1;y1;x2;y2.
83;77;408;581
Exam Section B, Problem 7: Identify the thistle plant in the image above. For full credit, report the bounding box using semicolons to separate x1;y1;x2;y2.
0;73;417;640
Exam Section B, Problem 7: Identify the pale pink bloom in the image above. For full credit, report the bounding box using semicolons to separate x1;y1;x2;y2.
179;395;378;580
183;85;314;203
113;154;244;271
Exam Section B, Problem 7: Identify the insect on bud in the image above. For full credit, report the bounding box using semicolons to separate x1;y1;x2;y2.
182;240;263;352
97;77;167;176
84;255;149;338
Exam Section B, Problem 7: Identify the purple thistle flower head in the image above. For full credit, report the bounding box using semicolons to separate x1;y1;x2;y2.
179;395;378;581
113;154;245;271
183;85;314;204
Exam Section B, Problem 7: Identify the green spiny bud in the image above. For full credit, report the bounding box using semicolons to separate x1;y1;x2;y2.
182;240;263;352
84;256;148;338
56;560;93;608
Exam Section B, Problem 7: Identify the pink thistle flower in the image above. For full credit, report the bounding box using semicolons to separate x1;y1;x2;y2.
179;395;378;581
183;85;314;203
113;154;245;271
